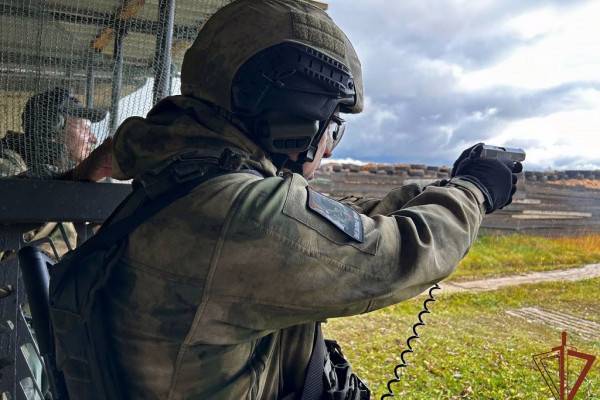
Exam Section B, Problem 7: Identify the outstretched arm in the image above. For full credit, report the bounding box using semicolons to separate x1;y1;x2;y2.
339;180;444;216
60;138;113;181
204;173;485;338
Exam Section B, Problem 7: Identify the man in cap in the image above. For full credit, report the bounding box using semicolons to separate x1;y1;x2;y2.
101;0;521;398
0;87;111;180
0;88;112;258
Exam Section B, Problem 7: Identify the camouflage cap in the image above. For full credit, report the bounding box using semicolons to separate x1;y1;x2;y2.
181;0;363;114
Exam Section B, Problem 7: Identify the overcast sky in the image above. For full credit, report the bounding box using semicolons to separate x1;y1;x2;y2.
326;0;600;170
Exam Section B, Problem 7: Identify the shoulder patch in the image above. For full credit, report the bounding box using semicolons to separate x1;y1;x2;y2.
307;189;364;243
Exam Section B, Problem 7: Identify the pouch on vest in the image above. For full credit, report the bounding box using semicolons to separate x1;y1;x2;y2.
323;340;370;400
49;242;127;400
301;323;370;400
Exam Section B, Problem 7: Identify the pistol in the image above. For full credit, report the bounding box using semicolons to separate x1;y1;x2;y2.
473;145;526;163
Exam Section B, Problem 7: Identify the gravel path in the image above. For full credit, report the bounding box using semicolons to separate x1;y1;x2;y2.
442;263;600;293
506;307;600;340
438;265;600;341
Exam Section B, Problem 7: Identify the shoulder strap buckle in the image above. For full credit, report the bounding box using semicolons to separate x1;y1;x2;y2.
172;161;210;184
137;148;246;199
219;148;244;171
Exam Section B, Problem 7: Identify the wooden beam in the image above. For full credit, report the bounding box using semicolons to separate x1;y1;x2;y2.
1;4;197;41
90;0;146;52
91;28;114;52
118;0;145;19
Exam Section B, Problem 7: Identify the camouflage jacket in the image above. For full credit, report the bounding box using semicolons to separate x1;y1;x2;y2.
105;95;486;400
0;147;76;259
0;133;67;178
0;147;27;177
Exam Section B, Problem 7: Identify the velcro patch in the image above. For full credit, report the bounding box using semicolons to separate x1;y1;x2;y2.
290;11;347;60
307;189;364;243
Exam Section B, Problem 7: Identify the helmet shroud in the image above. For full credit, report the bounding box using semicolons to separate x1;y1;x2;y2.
232;42;355;158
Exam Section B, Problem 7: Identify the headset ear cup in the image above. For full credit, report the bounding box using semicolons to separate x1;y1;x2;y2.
252;112;321;155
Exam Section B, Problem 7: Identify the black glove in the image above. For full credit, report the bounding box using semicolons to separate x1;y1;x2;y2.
452;148;522;214
451;142;483;177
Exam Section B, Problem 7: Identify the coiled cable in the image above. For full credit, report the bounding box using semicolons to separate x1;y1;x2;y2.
380;283;441;399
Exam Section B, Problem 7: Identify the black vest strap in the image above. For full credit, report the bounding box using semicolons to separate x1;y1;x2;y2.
52;151;261;287
301;323;326;400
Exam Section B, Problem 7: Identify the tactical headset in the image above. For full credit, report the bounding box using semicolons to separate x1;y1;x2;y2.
231;42;356;168
22;89;67;137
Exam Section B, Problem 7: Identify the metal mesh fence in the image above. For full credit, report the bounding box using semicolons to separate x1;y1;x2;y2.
0;0;232;178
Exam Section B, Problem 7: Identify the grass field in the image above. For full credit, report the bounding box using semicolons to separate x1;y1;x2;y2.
453;234;600;281
324;278;600;399
324;234;600;399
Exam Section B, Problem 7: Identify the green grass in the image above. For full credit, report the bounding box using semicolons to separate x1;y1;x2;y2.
324;278;600;400
453;234;600;281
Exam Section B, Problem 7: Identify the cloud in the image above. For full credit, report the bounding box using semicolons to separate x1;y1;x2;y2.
329;0;585;68
337;81;600;166
327;0;600;168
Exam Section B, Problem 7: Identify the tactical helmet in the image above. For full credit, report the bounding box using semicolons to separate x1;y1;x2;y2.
181;0;363;164
182;0;363;113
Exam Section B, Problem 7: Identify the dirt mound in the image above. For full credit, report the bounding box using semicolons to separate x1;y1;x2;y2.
548;179;600;190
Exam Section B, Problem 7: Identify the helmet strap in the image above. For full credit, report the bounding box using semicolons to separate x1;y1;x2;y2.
280;141;318;175
282;157;304;175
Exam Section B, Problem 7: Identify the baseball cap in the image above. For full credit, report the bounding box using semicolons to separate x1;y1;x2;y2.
22;87;107;133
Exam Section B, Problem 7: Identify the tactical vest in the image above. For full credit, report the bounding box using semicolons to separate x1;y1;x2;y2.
48;149;251;399
43;148;368;400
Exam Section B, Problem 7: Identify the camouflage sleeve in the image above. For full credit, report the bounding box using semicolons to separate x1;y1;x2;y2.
0;149;27;177
23;222;77;258
208;174;485;333
337;195;381;214
338;181;441;215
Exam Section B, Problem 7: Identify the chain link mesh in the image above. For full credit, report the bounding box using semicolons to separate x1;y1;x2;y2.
0;0;232;178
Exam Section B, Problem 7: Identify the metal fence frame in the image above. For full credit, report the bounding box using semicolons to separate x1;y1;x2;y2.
0;180;131;399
